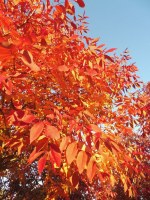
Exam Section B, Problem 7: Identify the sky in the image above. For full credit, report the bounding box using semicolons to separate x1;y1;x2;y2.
77;0;150;83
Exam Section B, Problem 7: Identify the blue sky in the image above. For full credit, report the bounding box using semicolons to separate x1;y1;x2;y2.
77;0;150;83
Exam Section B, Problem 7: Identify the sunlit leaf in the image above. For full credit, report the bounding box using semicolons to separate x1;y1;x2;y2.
44;124;60;140
87;157;96;182
66;141;78;165
76;151;88;174
30;122;44;144
60;136;70;152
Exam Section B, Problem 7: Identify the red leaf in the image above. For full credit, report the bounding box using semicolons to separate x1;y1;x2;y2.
50;144;61;167
75;0;85;8
104;140;113;152
71;172;79;188
84;110;95;119
87;157;96;182
38;155;47;175
76;151;88;174
66;141;78;165
94;132;102;143
104;55;114;62
36;137;48;152
65;0;75;15
30;122;44;144
98;172;109;182
71;22;77;29
44;125;60;140
28;148;44;164
105;48;117;53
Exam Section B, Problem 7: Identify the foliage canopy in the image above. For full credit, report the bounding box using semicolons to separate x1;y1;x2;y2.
0;0;149;199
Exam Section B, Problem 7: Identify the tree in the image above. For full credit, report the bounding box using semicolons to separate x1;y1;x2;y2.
0;0;149;199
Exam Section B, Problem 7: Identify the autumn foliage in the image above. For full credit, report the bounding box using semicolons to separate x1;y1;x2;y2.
0;0;149;199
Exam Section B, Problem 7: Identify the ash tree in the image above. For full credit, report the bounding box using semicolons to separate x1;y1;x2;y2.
0;0;149;199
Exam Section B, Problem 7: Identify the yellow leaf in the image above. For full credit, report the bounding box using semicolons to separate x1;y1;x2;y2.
124;181;128;192
128;187;133;197
37;135;46;141
110;174;115;187
121;174;128;192
71;70;76;80
13;0;21;5
143;110;147;117
81;144;86;151
81;100;89;108
89;61;93;68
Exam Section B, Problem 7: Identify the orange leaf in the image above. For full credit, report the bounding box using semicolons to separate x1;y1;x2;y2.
84;110;95;119
22;114;35;123
90;124;101;132
58;65;69;72
76;151;88;174
12;0;21;5
60;136;70;152
129;187;133;197
66;141;78;165
38;155;47;175
30;122;44;144
44;125;60;140
4;80;13;95
17;142;24;155
87;157;96;182
46;114;54;119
